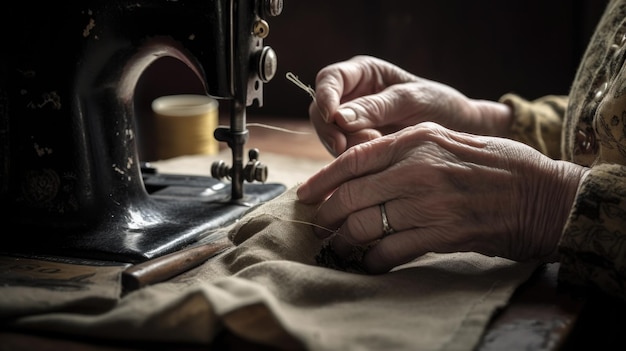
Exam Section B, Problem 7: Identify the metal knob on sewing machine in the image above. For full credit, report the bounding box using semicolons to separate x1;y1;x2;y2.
212;148;268;183
0;0;286;263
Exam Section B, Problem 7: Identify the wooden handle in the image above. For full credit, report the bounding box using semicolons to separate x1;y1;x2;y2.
122;238;232;292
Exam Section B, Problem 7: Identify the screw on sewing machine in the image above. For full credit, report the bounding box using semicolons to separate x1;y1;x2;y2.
254;19;270;39
211;148;268;183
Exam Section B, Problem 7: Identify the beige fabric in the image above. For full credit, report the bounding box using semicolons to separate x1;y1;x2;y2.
1;186;539;350
0;256;124;319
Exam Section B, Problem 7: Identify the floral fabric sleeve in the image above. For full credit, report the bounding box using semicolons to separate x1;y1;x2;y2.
558;164;626;300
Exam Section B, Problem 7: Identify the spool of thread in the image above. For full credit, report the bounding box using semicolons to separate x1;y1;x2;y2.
151;94;219;160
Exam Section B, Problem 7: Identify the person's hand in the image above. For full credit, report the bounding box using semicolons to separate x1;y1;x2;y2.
310;55;512;157
297;122;588;274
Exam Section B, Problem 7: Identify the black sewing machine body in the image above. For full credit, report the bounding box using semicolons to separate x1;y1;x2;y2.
0;0;285;263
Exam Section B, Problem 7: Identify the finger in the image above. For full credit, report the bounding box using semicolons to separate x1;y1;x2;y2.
329;234;356;258
314;62;353;123
335;199;405;243
333;84;421;133
314;56;416;123
311;171;405;240
329;203;407;268
361;229;434;274
297;135;395;204
309;102;347;157
334;204;390;245
310;101;383;156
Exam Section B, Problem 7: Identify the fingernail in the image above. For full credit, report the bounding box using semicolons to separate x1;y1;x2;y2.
321;108;331;123
296;183;310;201
315;102;330;123
337;108;357;122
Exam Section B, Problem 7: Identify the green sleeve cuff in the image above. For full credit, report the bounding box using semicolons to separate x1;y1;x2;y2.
498;93;568;159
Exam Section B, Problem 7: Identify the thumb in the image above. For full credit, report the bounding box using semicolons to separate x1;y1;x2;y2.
333;84;417;133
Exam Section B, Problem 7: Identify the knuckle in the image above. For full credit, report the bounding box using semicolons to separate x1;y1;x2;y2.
407;122;449;145
341;144;367;178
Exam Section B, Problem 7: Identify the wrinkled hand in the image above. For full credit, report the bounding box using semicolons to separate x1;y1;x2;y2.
310;55;512;157
297;122;588;273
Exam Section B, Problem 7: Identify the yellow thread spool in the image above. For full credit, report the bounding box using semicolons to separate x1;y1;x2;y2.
151;94;219;160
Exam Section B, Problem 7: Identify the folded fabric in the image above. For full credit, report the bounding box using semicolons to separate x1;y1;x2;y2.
0;187;539;351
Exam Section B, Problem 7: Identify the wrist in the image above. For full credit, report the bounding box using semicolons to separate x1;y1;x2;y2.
473;100;514;137
540;162;589;262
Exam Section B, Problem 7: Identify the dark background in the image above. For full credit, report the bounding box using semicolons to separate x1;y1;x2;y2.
250;0;609;118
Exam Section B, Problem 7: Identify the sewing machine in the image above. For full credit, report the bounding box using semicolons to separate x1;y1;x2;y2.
0;0;286;263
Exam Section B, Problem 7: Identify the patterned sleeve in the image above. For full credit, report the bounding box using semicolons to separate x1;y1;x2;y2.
500;93;626;301
558;164;626;299
498;93;568;160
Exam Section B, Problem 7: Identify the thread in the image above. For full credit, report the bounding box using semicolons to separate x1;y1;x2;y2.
259;212;368;247
246;122;311;135
152;94;219;160
234;211;369;273
148;72;319;160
